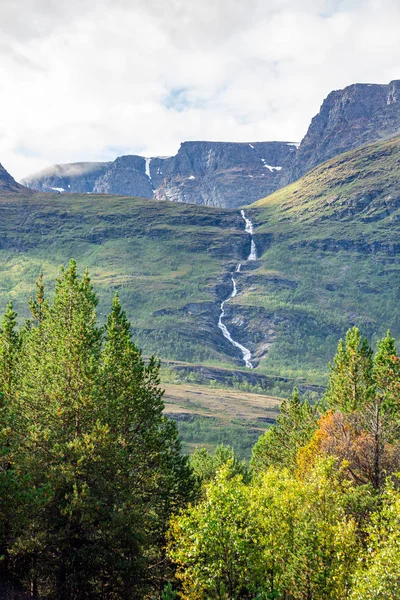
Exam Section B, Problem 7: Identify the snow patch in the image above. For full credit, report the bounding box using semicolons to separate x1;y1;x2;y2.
144;157;152;180
249;144;255;149
260;158;282;172
51;187;65;193
287;142;300;149
188;175;196;180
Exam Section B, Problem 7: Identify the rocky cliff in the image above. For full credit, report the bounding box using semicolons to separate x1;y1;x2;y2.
0;163;31;194
23;141;297;208
22;80;400;205
286;79;400;183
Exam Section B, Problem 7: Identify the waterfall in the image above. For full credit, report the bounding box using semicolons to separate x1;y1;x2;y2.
217;210;257;369
241;209;257;260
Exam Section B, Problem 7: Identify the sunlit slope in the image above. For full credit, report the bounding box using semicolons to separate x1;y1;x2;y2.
0;193;245;364
233;137;400;381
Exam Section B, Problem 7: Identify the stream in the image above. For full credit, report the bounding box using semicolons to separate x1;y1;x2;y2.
217;210;257;369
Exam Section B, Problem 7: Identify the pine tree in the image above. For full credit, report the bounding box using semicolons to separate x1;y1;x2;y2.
324;328;400;489
99;293;194;596
3;267;194;599
0;302;21;594
325;327;374;413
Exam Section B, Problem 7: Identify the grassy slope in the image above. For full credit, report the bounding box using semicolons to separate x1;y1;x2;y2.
163;381;281;458
0;193;243;365
238;136;400;382
0;136;398;388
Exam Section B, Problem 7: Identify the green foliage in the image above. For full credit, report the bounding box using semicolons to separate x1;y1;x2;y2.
168;459;361;600
325;327;374;413
323;328;400;489
351;482;400;599
190;444;251;487
168;327;400;599
251;388;318;472
0;263;194;599
169;466;261;600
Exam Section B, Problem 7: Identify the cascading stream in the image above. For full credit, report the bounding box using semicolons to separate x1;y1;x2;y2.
217;210;257;369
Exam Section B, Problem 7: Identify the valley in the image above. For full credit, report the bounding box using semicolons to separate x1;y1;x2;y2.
0;134;398;392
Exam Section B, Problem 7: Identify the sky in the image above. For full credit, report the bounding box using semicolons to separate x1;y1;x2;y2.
0;0;399;181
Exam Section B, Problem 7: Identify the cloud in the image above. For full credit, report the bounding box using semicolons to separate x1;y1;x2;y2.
0;0;399;180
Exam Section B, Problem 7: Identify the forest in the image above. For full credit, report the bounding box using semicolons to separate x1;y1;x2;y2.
0;263;399;599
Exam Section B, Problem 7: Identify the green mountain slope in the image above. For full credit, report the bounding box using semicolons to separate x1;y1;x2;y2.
0;193;246;365
240;136;400;381
0;136;398;386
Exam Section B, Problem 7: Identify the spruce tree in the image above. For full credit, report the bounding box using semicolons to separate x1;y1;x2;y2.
324;328;400;489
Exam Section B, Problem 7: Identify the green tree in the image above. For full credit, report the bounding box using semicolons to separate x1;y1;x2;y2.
1;264;193;599
251;388;318;473
0;302;22;594
324;329;400;489
168;464;261;600
325;327;373;413
98;293;194;595
190;444;250;488
351;482;400;599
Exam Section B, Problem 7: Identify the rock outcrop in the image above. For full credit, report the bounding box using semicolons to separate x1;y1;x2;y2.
23;141;297;208
22;162;110;194
285;80;400;183
0;163;31;194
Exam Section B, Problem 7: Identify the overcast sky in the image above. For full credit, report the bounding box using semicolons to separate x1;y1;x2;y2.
0;0;399;180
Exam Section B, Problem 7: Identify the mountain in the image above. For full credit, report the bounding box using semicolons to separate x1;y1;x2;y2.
22;80;400;208
22;161;111;194
22;141;298;208
286;79;400;183
2;135;400;388
0;162;31;194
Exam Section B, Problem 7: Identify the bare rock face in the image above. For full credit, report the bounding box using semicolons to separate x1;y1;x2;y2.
285;80;400;183
21;79;400;205
22;141;297;208
0;163;31;194
152;141;296;207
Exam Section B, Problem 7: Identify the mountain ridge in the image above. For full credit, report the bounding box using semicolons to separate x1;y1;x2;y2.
22;141;297;208
21;79;400;208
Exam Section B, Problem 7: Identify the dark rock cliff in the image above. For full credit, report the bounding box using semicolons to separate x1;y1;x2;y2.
285;80;400;183
22;141;297;208
0;163;31;194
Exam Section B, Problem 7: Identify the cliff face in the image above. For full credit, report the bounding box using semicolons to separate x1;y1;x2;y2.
22;80;400;204
0;163;31;194
286;80;400;183
152;141;296;207
22;141;297;208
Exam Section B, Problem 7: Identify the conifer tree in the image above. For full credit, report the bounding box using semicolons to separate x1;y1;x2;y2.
0;302;21;593
99;293;194;595
324;328;400;489
325;327;374;413
0;266;193;599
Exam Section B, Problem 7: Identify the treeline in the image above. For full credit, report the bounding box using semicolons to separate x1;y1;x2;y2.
0;264;399;599
169;327;400;599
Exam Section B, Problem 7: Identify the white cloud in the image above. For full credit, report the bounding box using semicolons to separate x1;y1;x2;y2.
0;0;399;180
